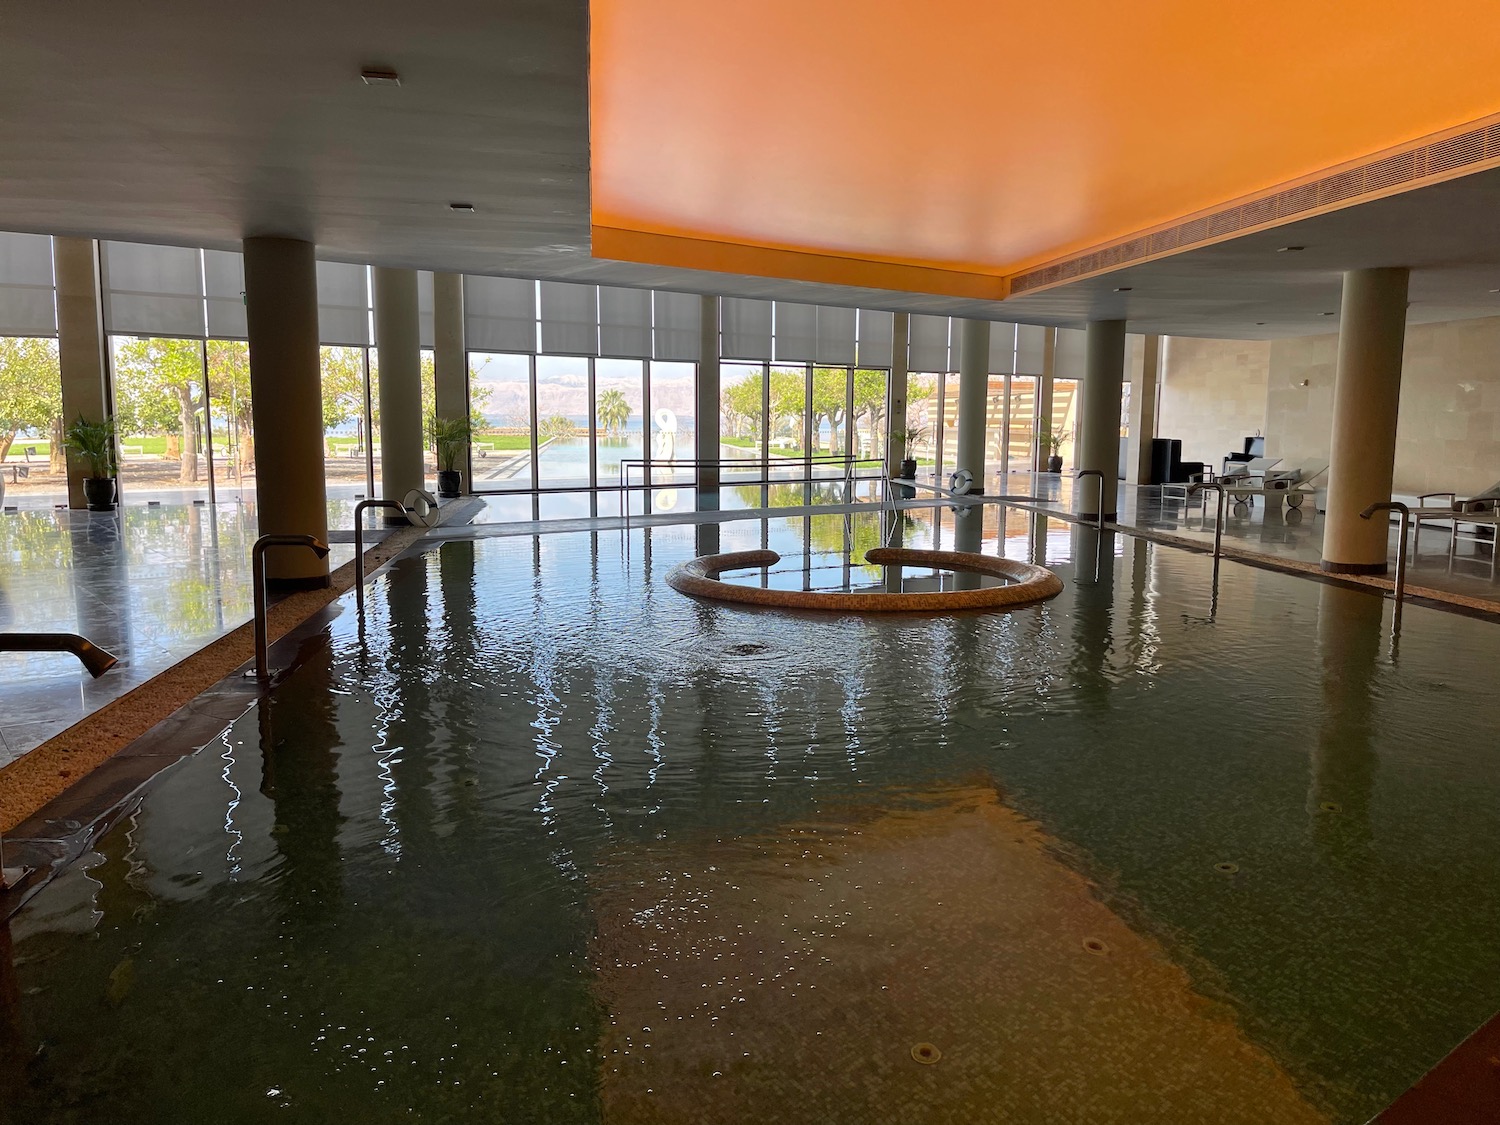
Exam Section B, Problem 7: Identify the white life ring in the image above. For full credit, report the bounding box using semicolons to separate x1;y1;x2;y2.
948;468;974;496
403;488;440;528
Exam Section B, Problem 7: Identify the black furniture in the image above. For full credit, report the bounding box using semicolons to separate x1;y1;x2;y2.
1222;435;1265;476
1150;438;1205;485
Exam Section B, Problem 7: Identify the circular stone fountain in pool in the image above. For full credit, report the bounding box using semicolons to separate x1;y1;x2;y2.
666;547;1063;612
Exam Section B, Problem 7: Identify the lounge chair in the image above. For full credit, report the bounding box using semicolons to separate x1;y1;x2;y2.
1224;460;1327;514
1408;481;1500;579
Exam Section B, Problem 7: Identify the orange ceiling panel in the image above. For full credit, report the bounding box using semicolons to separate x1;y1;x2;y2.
590;0;1500;295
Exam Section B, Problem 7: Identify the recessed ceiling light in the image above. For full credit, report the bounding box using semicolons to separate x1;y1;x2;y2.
1277;245;1305;253
1321;311;1336;316
448;202;476;213
1255;321;1266;326
360;68;401;86
1113;286;1133;292
1490;288;1500;293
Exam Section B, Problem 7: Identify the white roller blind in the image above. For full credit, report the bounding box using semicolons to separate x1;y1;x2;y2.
102;241;205;338
203;250;246;340
1054;327;1087;380
721;297;772;360
464;275;537;353
1015;324;1047;375
816;305;857;365
908;314;951;372
856;309;892;368
417;270;435;349
772;301;816;362
0;232;56;336
987;322;1017;373
539;280;598;355
598;286;652;358
317;261;371;347
652;291;701;361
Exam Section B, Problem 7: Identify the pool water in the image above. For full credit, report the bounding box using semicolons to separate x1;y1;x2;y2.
5;509;1500;1124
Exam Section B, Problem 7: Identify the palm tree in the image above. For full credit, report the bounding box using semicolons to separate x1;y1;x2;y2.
596;388;631;439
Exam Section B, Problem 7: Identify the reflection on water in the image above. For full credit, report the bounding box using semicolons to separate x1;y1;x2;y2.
6;511;1500;1123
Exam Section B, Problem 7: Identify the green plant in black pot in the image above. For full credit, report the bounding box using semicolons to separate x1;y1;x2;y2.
426;411;473;498
1041;423;1066;473
898;423;927;480
64;414;118;511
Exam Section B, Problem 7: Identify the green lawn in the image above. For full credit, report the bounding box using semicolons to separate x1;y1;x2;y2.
474;435;532;451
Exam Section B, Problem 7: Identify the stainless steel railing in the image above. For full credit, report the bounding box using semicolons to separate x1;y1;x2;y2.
1075;469;1106;530
249;534;330;682
1361;501;1412;608
0;632;118;678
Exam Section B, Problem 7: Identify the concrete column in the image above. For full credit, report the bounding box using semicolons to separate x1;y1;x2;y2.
1032;328;1056;472
1126;334;1162;486
374;267;424;518
1321;267;1409;575
243;237;329;587
1077;320;1127;521
954;319;990;494
432;272;469;491
884;313;910;478
53;238;110;509
696;295;720;498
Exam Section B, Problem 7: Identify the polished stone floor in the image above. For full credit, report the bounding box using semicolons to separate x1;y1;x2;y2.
0;504;355;765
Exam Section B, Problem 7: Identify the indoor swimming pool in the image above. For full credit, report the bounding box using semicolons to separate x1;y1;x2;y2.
4;508;1499;1123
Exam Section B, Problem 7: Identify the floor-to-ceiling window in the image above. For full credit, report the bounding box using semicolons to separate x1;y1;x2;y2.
0;335;63;509
594;357;644;491
647;360;696;488
319;345;369;501
469;352;533;491
534;354;592;490
109;336;213;502
209;339;254;503
720;362;765;484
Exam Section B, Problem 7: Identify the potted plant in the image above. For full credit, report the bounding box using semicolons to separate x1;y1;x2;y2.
426;412;473;498
898;423;926;480
64;414;118;511
1041;424;1066;473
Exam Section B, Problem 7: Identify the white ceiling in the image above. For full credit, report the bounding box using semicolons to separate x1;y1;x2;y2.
3;0;1500;340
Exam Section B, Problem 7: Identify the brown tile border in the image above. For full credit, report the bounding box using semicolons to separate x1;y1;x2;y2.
665;547;1063;611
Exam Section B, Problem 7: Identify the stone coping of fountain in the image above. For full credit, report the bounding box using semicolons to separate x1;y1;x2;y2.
666;547;1063;612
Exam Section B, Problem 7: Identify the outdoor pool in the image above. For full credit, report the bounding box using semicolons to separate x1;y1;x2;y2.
4;509;1500;1123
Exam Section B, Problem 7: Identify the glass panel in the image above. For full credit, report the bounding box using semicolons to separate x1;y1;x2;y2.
720;362;764;483
469;352;533;491
535;355;591;489
767;365;806;481
939;372;960;486
648;361;695;486
319;345;369;503
810;365;848;479
906;373;940;486
208;339;254;503
982;374;1008;484
852;367;888;476
594;358;644;490
0;336;65;509
1052;378;1080;470
421;348;437;492
1007;375;1037;472
110;336;210;503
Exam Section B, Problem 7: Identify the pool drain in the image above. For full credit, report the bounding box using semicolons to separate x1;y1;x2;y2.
1082;937;1109;956
1318;801;1342;813
911;1043;942;1065
1215;861;1240;874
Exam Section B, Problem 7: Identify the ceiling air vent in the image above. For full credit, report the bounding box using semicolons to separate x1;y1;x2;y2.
1010;113;1500;294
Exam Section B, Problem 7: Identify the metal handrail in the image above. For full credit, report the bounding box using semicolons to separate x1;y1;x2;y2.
250;533;330;682
1361;501;1412;608
354;499;410;619
1188;481;1228;560
1075;469;1106;530
0;632;118;677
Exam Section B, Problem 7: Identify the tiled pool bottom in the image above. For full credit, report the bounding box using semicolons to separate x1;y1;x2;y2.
6;514;1500;1124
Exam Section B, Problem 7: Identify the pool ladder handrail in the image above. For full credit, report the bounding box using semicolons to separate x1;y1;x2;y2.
1074;469;1106;530
250;533;330;682
1361;501;1412;608
1187;480;1228;561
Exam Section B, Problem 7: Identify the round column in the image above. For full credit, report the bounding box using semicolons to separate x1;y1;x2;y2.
374;267;424;521
1078;320;1126;521
243;237;329;588
1321;267;1409;575
954;318;991;493
432;272;469;491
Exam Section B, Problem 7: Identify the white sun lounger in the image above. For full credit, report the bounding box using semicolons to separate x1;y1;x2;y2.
1408;481;1500;579
1223;460;1327;513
